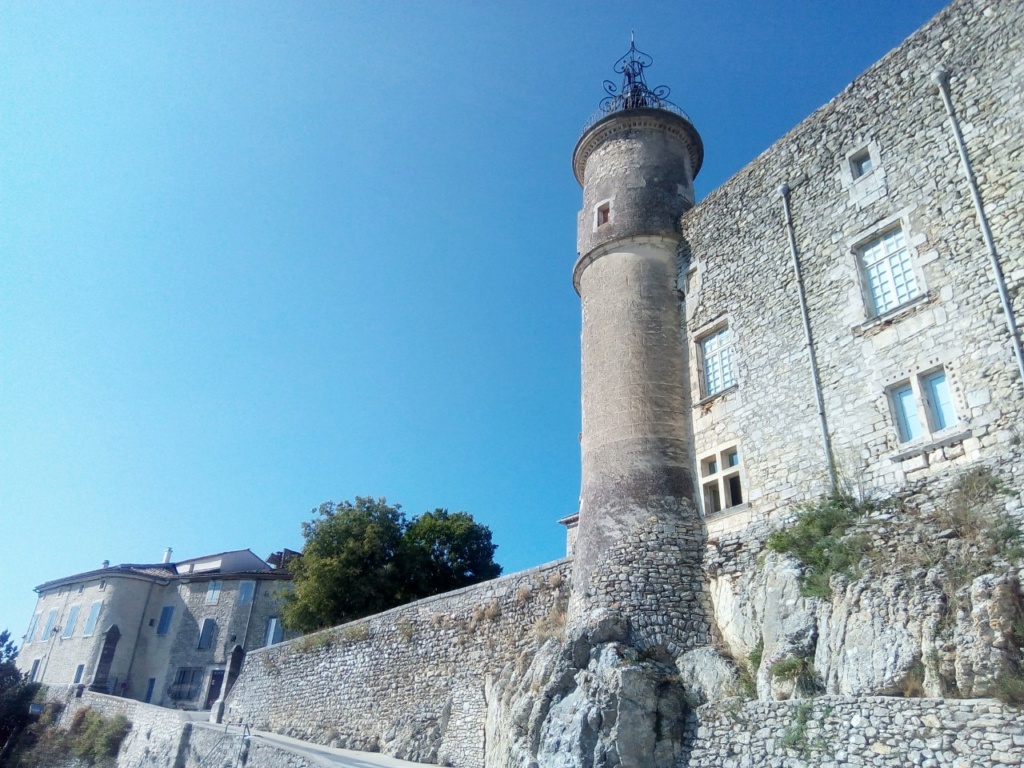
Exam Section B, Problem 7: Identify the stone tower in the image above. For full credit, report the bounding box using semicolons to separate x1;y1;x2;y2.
569;41;710;656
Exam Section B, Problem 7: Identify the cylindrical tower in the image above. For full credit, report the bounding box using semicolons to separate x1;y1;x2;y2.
569;42;709;656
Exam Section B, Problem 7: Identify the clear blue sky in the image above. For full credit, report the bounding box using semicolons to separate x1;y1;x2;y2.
1;1;948;638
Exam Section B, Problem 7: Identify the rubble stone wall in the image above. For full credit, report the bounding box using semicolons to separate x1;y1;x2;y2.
223;559;572;768
54;690;192;768
690;696;1023;768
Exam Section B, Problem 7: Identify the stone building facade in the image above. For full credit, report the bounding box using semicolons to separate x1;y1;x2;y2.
17;548;292;710
678;0;1023;540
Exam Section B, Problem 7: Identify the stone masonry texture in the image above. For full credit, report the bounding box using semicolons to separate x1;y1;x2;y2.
570;106;715;657
224;560;572;768
684;0;1023;542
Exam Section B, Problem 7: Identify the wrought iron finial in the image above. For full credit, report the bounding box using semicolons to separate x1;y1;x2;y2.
600;37;671;113
581;37;693;133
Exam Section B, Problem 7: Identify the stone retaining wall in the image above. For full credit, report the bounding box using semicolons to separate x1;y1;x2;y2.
184;725;320;768
689;696;1023;768
223;559;572;767
53;689;192;768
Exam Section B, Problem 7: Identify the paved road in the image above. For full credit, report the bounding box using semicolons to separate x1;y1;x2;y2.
192;723;429;768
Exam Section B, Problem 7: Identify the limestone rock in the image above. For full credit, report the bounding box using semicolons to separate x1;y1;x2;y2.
380;700;451;764
485;613;695;768
954;572;1021;697
814;573;942;696
674;648;740;705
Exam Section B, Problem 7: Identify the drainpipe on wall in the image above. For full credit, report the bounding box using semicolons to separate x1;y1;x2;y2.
780;182;839;493
932;68;1024;387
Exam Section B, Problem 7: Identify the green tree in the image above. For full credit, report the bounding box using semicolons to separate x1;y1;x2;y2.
0;629;40;763
282;497;501;632
282;498;406;632
402;509;502;600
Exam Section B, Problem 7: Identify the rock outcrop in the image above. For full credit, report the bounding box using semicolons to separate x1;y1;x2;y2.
486;610;697;768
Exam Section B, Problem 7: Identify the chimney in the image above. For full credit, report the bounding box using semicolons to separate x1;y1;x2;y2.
101;560;110;569
162;547;173;564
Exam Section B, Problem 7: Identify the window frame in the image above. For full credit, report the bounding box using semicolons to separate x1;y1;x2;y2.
855;225;923;318
61;605;81;639
698;444;746;517
696;324;737;400
264;617;283;647
205;580;222;605
42;609;58;641
887;367;961;446
197;618;216;650
169;667;204;701
82;601;102;638
849;148;874;179
156;605;174;636
25;613;41;645
236;580;256;605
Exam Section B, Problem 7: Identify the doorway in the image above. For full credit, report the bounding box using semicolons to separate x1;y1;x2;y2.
205;669;224;710
90;625;120;692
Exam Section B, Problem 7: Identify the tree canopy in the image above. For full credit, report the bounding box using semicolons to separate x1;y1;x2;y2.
0;629;39;762
281;497;502;632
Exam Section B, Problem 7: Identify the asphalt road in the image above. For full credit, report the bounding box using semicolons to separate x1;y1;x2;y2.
192;723;430;768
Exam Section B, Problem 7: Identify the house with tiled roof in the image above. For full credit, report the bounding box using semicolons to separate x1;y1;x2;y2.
16;548;293;710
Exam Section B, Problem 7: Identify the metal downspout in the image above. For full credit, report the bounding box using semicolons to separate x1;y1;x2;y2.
932;68;1024;387
780;183;838;492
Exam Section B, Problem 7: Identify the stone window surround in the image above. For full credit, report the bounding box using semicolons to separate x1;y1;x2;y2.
848;208;928;325
841;138;887;207
593;197;613;231
881;359;968;460
843;140;882;184
697;442;748;520
692;315;738;404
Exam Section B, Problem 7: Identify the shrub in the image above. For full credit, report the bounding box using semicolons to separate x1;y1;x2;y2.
13;707;130;768
340;623;369;642
900;660;926;698
770;655;821;696
483;599;502;621
747;638;764;672
780;701;813;751
69;710;130;765
395;617;415;643
533;602;567;642
292;631;335;653
767;493;874;597
994;665;1024;706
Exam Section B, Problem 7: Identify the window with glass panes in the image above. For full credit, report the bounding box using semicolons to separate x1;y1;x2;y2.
699;326;736;397
889;368;958;444
860;228;919;315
